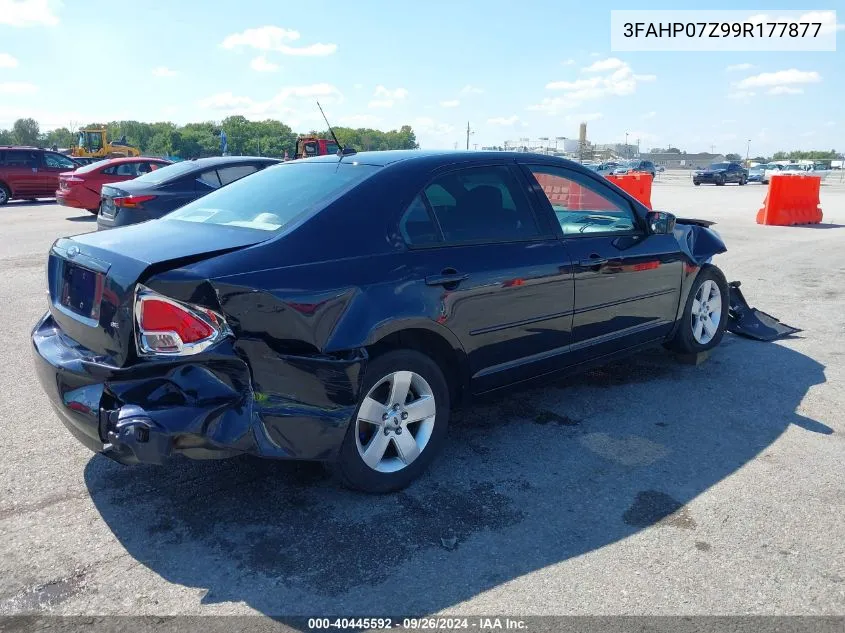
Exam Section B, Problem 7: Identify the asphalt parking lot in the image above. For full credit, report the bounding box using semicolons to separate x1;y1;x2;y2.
0;171;843;621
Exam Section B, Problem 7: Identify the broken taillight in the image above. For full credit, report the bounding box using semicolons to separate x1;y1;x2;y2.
135;286;230;356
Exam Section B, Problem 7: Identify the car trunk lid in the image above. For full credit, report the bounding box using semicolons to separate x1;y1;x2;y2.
46;220;271;366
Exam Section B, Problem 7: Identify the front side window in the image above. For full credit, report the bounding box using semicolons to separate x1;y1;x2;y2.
527;165;638;236
409;166;539;244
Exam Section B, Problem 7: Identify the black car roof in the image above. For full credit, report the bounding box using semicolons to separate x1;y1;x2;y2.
304;149;581;169
181;156;281;168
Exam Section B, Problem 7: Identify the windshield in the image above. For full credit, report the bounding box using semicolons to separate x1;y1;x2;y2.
131;160;199;184
164;162;381;232
709;162;730;170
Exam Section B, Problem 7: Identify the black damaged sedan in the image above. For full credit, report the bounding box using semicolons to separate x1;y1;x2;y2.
33;150;730;492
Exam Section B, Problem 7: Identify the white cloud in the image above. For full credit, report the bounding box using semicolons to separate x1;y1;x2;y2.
353;83;364;90
413;117;454;137
526;97;578;115
151;66;177;78
0;53;19;68
767;86;803;95
643;111;656;119
800;131;814;138
487;116;520;126
824;120;836;127
440;99;460;108
727;91;755;100
0;0;60;27
535;62;655;113
582;57;625;72
562;59;576;66
726;63;753;72
736;69;821;89
250;55;279;72
566;112;603;122
197;83;343;121
589;52;601;57
197;92;255;110
460;84;484;95
221;26;337;57
368;85;408;109
0;81;38;95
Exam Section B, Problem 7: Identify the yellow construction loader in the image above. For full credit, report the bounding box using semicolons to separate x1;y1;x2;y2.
71;127;140;159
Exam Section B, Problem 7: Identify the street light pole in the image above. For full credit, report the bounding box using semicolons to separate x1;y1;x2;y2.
625;132;629;158
746;138;751;166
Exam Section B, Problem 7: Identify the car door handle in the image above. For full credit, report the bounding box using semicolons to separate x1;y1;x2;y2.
579;254;608;267
425;270;469;287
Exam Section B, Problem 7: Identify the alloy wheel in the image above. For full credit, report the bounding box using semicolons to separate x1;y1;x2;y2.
355;370;436;473
691;279;722;345
0;189;7;204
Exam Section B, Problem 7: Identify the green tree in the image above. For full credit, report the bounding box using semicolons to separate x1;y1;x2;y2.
12;118;40;145
40;127;74;150
0;128;13;144
725;153;742;161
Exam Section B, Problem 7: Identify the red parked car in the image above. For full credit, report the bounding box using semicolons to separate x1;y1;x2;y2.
56;156;172;214
0;146;79;205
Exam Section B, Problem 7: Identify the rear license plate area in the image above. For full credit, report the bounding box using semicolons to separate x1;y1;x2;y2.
59;263;104;321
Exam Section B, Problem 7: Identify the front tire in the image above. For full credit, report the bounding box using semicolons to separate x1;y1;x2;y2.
0;184;10;206
716;175;725;186
335;349;450;493
739;176;747;185
666;266;729;354
693;181;701;186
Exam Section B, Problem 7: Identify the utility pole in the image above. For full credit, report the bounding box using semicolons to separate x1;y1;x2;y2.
746;139;751;166
466;121;472;150
625;132;629;158
710;144;716;154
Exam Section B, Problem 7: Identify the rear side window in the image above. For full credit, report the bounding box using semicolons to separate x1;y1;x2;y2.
217;164;258;186
197;170;222;189
2;150;37;167
164;162;380;232
400;195;442;246
401;166;540;245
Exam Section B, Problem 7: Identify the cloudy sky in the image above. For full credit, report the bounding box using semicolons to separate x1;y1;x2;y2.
0;0;841;155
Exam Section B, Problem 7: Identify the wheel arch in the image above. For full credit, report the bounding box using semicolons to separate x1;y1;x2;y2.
361;320;470;408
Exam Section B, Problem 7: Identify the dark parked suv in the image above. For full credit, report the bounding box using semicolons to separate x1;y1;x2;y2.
0;146;78;205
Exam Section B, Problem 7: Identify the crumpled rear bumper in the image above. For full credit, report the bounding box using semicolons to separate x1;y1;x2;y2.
32;313;365;465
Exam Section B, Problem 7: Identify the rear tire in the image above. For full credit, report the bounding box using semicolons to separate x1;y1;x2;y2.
334;349;450;493
88;208;98;215
0;184;10;205
666;265;729;354
693;181;701;186
716;175;725;186
739;176;747;185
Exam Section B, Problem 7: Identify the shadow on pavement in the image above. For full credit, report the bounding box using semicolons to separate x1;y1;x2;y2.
65;214;96;222
84;335;830;622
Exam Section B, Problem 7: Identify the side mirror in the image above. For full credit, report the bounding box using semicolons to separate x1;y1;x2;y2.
646;210;676;235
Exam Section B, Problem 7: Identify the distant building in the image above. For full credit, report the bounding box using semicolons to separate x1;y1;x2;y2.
640;152;726;169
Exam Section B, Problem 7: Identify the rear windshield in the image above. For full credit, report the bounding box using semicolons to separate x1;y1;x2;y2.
163;162;380;232
73;159;111;174
131;160;197;184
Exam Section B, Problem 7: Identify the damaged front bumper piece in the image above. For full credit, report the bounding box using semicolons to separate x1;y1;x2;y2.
726;281;801;342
